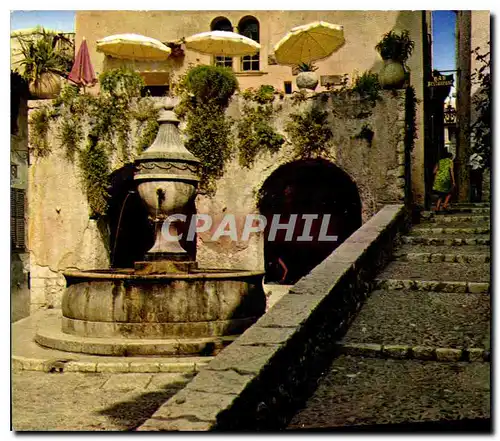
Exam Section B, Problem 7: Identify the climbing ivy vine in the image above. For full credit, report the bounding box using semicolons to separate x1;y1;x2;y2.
175;65;237;195
285;107;333;158
237;85;285;168
28;67;160;218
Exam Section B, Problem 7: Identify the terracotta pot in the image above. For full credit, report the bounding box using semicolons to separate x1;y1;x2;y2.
378;59;406;89
296;71;319;91
29;72;62;99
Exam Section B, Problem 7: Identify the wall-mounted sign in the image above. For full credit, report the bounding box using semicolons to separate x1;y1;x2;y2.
427;74;454;87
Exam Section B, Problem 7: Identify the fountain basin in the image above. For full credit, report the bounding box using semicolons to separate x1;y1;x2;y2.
60;268;265;339
35;268;266;356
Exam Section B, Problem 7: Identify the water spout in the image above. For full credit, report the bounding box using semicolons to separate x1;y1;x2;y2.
156;188;166;210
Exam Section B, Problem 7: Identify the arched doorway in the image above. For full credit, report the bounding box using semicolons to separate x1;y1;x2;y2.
257;158;362;284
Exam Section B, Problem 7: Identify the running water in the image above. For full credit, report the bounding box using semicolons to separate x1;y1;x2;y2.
111;190;135;267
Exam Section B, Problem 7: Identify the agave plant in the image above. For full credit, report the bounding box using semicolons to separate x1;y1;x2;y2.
16;27;74;86
297;62;318;72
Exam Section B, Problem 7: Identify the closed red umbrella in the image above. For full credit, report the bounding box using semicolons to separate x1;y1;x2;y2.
68;37;96;88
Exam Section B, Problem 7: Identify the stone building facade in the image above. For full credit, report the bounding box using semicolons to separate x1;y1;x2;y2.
16;11;430;316
26;90;409;312
75;10;429;206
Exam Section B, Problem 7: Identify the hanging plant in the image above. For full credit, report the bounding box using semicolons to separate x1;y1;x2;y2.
285;107;332;158
28;68;159;218
78;135;111;218
352;71;382;102
237;85;285;168
29;106;53;157
176;64;238;194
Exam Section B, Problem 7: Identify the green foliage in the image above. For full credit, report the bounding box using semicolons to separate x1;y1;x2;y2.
176;64;237;194
29;106;52;157
469;45;491;169
297;62;318;72
15;27;74;84
182;64;238;107
285;107;333;158
99;67;145;99
290;89;309;105
375;30;415;66
133;99;160;154
78;136;111;218
28;68;159;218
352;71;382;102
184;103;234;193
237;86;285;168
405;85;417;152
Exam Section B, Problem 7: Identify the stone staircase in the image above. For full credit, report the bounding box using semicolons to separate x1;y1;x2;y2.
287;203;491;431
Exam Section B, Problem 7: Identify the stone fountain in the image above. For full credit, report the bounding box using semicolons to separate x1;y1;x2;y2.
35;99;266;357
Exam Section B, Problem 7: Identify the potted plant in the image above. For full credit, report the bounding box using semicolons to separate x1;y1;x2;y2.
296;62;319;91
16;28;74;99
375;30;415;89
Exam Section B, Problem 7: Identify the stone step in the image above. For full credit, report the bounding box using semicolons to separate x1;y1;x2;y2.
412;226;490;235
421;214;490;224
287;355;490;430
377;261;490;283
340;290;490;351
402;235;490;246
453;202;490;207
374;279;489;294
422;207;490;215
336;342;490;363
393;245;490;264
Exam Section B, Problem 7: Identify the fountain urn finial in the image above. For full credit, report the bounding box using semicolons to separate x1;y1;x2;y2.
134;97;200;262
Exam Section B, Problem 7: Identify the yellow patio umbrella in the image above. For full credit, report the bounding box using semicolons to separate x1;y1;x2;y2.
96;33;171;60
184;30;260;56
273;21;345;66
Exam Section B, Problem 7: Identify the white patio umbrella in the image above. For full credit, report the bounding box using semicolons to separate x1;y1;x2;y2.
184;30;260;56
96;33;171;60
273;21;345;66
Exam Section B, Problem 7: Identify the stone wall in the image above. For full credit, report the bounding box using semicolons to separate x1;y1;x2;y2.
137;204;410;431
75;10;427;205
11;96;30;321
196;90;407;270
26;90;408;311
27;101;110;313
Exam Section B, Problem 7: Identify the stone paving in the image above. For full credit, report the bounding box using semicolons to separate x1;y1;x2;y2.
11;205;491;431
12;371;195;431
11;285;288;431
288;203;491;430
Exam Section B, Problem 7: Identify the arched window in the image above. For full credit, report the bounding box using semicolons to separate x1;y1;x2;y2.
211;17;233;69
238;16;260;71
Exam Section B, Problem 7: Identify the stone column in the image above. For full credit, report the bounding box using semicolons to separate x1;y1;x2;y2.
455;11;472;202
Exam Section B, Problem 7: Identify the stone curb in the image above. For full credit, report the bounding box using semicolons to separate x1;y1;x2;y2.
397;252;490;263
336;342;491;362
374;279;490;293
11;355;211;374
412;227;490;235
422;215;490;223
421;208;490;215
402;236;490;246
137;204;410;431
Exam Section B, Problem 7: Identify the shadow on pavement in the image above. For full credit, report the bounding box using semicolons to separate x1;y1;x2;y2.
97;375;193;430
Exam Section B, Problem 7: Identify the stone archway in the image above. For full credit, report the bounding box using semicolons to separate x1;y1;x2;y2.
257;158;362;284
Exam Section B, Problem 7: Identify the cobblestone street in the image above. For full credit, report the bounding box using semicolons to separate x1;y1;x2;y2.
12;371;193;431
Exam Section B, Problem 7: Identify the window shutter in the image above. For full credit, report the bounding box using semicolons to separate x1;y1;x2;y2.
11;188;25;250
